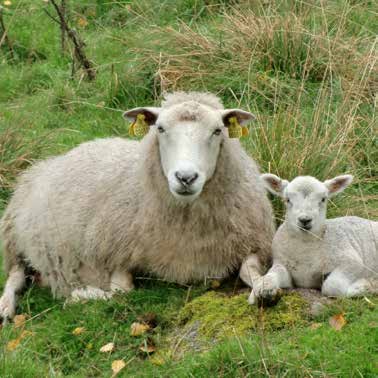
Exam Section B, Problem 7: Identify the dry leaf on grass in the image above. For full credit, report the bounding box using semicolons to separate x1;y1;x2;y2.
72;327;86;335
111;360;126;376
6;329;34;351
310;322;322;330
100;342;115;353
130;322;150;336
6;338;21;351
139;341;156;354
13;314;27;328
329;313;346;331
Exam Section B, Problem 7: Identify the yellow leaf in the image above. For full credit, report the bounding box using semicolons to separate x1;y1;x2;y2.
111;360;126;376
100;342;115;353
77;17;88;27
13;314;27;328
130;322;150;336
20;330;34;338
139;343;156;354
6;338;20;351
310;323;322;330
72;327;86;335
329;313;346;331
4;1;12;6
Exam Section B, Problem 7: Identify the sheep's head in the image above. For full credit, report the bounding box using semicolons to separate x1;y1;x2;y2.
124;97;254;203
261;174;353;235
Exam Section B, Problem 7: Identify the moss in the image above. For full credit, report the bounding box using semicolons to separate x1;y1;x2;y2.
177;291;309;340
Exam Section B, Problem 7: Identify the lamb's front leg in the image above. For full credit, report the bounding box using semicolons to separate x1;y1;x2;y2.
249;262;293;305
321;268;351;297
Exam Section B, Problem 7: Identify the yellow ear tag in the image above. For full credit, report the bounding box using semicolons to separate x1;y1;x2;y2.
242;126;249;137
131;113;149;138
227;116;243;138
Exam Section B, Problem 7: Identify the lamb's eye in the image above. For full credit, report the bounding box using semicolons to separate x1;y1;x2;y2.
321;197;326;203
286;198;291;204
213;128;222;136
157;126;165;133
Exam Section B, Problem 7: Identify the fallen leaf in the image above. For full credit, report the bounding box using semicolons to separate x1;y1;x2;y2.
310;322;322;330
4;1;12;6
139;343;156;354
13;314;27;328
130;322;150;336
100;342;115;353
77;17;88;27
6;338;20;351
20;330;34;338
72;327;86;335
111;359;126;376
368;322;377;328
329;313;346;331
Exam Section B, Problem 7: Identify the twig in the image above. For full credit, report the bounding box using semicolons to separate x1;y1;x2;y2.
0;6;14;60
48;0;95;80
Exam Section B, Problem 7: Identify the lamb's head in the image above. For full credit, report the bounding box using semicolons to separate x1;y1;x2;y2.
124;93;255;203
261;173;353;235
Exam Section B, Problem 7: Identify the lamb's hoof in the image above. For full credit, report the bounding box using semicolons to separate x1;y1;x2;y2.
257;289;283;308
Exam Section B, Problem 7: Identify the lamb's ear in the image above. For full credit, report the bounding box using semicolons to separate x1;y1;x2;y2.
324;175;353;196
222;109;256;126
261;173;289;197
123;107;161;126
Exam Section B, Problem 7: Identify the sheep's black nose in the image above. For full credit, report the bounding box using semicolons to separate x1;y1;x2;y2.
298;216;312;227
175;171;199;186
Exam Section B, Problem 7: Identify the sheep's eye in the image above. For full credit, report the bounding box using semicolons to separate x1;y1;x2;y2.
286;198;291;204
157;126;165;133
321;197;326;203
213;128;222;136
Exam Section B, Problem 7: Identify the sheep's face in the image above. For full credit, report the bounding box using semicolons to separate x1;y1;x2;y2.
261;174;353;236
124;102;254;203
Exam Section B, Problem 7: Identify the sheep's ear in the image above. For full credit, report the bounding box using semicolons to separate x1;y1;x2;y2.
222;109;256;126
324;175;353;196
261;173;289;197
123;107;161;126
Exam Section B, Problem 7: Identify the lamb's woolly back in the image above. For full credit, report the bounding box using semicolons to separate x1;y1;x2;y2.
162;92;224;110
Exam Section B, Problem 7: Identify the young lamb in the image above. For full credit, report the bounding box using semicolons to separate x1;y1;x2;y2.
249;174;378;304
0;91;275;322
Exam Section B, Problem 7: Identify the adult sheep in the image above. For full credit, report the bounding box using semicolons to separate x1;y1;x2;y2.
0;92;274;321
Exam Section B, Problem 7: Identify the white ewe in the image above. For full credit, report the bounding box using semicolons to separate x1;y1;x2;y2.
249;174;378;304
0;92;275;322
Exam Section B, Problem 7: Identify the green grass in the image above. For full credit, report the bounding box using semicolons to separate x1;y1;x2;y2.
0;0;377;376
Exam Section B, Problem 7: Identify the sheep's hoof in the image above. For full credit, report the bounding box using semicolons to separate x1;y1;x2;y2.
257;289;283;308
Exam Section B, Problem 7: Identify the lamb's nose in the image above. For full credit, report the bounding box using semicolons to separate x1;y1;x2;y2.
298;216;312;227
175;171;199;186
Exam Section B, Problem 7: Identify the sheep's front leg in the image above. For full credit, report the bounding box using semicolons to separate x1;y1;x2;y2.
110;270;134;293
0;265;25;323
321;269;351;297
240;254;264;288
249;263;292;305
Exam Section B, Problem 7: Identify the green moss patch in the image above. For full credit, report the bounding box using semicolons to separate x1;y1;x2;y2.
177;291;309;341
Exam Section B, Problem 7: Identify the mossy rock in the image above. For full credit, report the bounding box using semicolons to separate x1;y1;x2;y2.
177;291;309;340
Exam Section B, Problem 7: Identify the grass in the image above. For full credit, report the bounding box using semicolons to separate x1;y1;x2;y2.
0;0;377;376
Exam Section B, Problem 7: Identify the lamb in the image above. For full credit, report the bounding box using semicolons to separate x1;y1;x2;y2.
248;173;378;304
0;91;275;322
